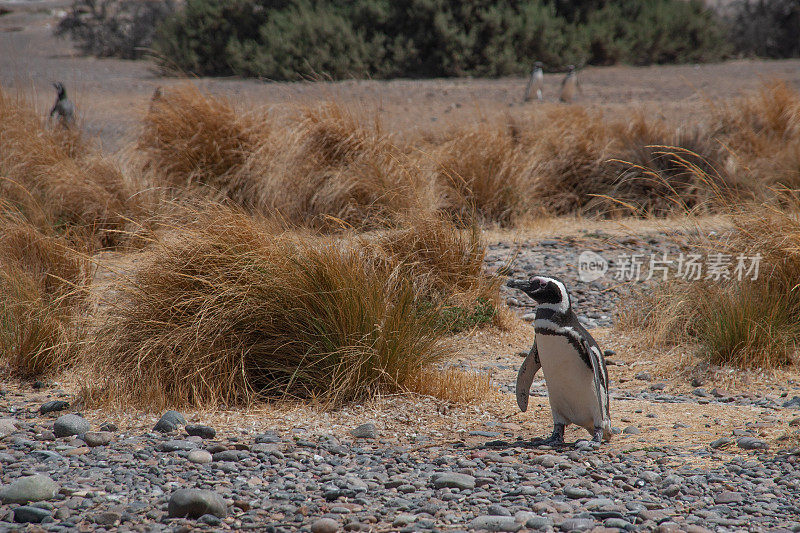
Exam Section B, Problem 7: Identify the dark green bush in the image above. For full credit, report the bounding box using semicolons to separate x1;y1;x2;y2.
153;0;730;80
727;0;800;59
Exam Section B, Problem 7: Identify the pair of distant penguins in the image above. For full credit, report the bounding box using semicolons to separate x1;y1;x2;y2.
524;63;577;103
507;276;612;446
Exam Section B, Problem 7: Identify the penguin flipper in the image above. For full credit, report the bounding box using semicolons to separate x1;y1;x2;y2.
583;339;611;437
516;342;541;412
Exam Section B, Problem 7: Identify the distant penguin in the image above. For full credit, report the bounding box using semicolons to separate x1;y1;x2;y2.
49;82;75;128
559;65;577;103
524;61;544;102
507;275;612;445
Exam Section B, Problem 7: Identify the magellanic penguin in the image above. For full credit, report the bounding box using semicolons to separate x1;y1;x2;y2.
524;61;544;102
49;82;75;128
507;275;611;445
559;65;577;103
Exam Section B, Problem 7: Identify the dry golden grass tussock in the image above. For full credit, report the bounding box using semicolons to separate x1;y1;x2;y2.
84;205;455;410
0;205;90;377
712;80;800;188
620;191;800;370
434;124;532;226
0;87;138;247
263;102;435;229
403;366;493;405
138;84;272;206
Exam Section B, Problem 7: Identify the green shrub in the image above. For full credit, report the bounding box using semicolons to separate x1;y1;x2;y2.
153;0;729;80
727;0;800;59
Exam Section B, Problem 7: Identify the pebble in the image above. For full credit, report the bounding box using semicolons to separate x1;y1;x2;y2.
0;418;17;437
431;472;475;490
635;372;653;381
471;515;521;532
187;449;213;464
83;431;113;447
167;488;227;518
623;425;641;435
737;437;768;450
311;517;340;533
13;505;51;523
0;475;59;504
350;423;377;439
559;517;595;531
153;410;187;433
185;424;216;439
715;491;743;504
38;400;69;415
53;414;90;437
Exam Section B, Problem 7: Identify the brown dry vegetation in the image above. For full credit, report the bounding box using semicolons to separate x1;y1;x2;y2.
619;190;800;369
3;78;800;410
83;205;495;410
0;88;139;247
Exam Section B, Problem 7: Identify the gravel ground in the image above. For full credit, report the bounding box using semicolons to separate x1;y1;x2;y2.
3;231;800;532
1;402;799;532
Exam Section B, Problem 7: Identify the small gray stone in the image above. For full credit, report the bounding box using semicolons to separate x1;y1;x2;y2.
154;411;186;433
526;516;554;530
159;440;197;452
737;437;768;450
198;513;222;526
623;425;641;435
605;517;633;529
488;504;512;516
39;401;69;415
558;518;595;531
187;449;213;464
710;438;731;449
311;517;340;533
83;431;113;447
168;488;226;518
635;372;652;381
564;486;594;499
212;449;245;462
185;424;216;439
714;491;743;504
432;472;475;490
0;475;59;504
350;423;377;439
94;511;121;526
13;505;51;523
0;418;18;437
53;414;90;437
783;396;800;408
470;515;522;532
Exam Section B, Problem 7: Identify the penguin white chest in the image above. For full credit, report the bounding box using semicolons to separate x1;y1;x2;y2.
535;333;600;431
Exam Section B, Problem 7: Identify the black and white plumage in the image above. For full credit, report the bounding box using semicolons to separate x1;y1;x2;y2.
49;82;75;128
507;275;611;445
524;61;544;102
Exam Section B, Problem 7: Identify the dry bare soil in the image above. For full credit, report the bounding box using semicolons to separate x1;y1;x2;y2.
2;2;800;532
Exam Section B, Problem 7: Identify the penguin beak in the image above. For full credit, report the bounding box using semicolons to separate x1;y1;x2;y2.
506;278;536;291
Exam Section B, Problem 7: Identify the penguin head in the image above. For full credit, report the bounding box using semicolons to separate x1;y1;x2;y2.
53;82;66;99
534;61;544;69
507;275;571;312
566;65;576;74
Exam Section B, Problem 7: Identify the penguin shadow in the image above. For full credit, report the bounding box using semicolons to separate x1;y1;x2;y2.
476;437;599;451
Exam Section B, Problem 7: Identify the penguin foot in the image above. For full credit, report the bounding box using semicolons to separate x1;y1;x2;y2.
531;423;565;447
592;426;605;443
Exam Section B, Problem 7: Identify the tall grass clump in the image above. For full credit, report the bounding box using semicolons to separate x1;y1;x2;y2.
0;203;90;377
712;80;800;189
435;126;532;226
262;103;433;229
620;190;800;369
138;85;271;206
85;205;464;410
0;87;136;247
